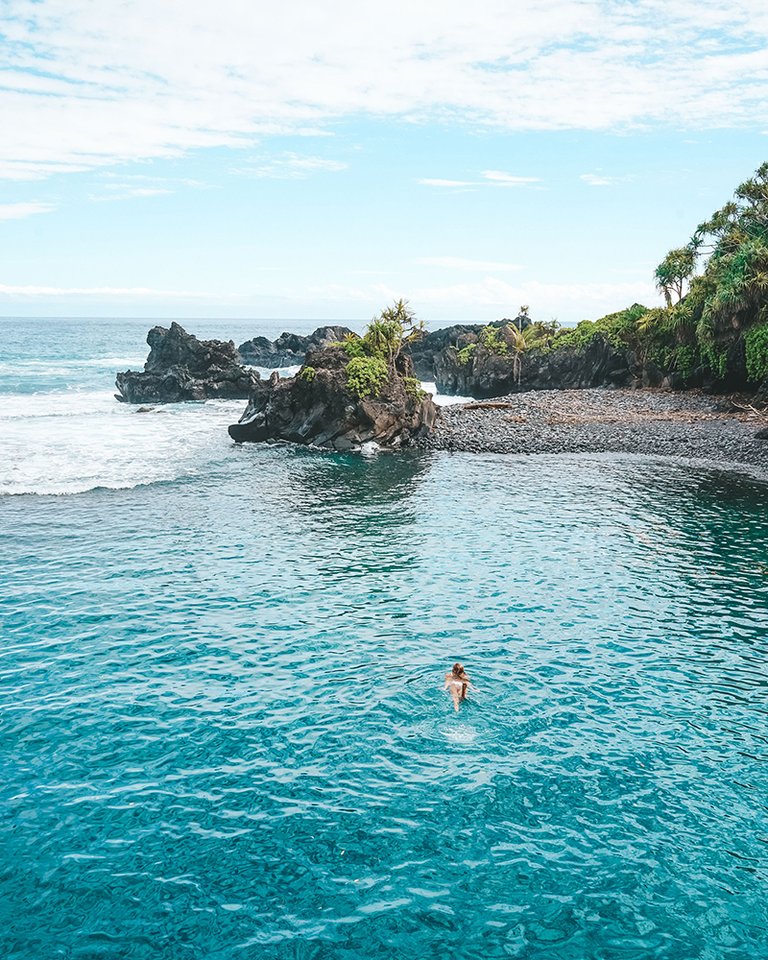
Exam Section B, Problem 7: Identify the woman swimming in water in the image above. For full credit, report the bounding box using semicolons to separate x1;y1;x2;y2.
444;662;471;712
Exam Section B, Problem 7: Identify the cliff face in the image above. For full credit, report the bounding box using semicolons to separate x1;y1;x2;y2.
229;345;438;450
116;323;258;403
432;336;631;398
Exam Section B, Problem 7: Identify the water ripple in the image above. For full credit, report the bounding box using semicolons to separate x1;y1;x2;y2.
1;452;768;958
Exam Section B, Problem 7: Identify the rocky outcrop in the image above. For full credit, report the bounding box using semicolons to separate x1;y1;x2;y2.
229;345;438;450
432;334;631;399
116;322;259;403
408;324;483;379
238;326;355;367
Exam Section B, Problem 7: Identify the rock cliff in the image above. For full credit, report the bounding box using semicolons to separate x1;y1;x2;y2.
116;323;258;403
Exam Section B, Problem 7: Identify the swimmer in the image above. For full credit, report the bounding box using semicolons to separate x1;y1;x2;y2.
444;662;471;712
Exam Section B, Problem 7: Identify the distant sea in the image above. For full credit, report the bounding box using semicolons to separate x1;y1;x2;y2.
2;317;768;959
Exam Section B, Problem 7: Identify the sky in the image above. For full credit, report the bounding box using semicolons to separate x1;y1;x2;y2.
2;0;768;327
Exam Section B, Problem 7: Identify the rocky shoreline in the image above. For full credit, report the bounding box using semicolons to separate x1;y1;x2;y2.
424;388;768;473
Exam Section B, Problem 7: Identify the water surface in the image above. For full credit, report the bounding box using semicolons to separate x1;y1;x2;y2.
1;319;768;958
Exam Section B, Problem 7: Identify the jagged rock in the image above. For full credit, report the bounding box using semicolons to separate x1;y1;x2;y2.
238;326;355;367
115;322;259;403
408;324;483;379
229;345;438;450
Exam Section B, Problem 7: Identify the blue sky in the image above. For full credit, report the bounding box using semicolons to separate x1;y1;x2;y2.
2;0;768;326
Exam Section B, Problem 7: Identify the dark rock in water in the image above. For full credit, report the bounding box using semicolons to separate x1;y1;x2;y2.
229;345;438;450
115;322;259;403
238;325;355;367
756;427;768;440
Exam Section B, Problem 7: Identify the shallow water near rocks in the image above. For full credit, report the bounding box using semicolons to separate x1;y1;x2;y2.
2;319;768;958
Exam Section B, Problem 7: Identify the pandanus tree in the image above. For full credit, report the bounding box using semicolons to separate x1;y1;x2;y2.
654;246;697;307
642;161;768;385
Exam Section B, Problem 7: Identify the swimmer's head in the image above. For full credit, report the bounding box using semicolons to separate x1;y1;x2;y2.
452;662;466;678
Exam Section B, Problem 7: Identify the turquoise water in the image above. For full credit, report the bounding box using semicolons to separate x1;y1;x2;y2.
2;319;768;958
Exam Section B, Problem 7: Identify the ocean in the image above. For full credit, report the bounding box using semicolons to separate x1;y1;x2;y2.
2;317;768;958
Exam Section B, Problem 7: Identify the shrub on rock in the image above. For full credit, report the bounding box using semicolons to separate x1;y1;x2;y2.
229;301;439;450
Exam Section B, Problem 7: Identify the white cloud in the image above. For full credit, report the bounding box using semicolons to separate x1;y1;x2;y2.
418;178;477;188
0;202;56;220
482;171;541;186
3;0;768;180
580;173;616;186
420;172;540;189
416;256;523;271
232;153;348;179
89;186;172;202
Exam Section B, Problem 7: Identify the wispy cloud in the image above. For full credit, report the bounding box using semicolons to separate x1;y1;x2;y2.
420;171;540;190
482;171;541;186
3;1;768;181
417;178;476;189
0;202;56;220
416;256;523;272
232;154;348;179
89;186;172;202
580;173;617;187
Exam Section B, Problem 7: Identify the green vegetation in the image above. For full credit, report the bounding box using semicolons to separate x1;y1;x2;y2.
345;356;389;399
403;376;427;400
340;299;425;399
639;161;768;383
478;325;509;355
298;365;316;382
547;303;649;352
745;322;768;382
481;162;768;387
457;342;477;366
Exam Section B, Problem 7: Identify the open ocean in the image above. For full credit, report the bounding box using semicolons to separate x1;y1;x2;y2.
2;317;768;959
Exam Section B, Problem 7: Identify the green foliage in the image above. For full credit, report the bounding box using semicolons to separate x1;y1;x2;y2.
456;342;477;366
340;299;424;364
672;344;697;379
345;356;388;399
654;246;697;306
745;322;768;382
548;304;649;352
403;376;427;400
478;325;508;355
340;334;367;359
655;161;768;381
298;365;316;382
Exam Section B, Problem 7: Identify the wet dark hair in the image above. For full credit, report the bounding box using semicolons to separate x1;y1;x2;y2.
452;662;467;678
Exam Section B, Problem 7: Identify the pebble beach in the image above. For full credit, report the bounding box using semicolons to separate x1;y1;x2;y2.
426;388;768;473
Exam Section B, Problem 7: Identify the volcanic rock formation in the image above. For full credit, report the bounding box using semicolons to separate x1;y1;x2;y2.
229;344;438;450
116;323;259;403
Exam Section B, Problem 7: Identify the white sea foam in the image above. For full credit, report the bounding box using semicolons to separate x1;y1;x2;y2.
0;390;120;420
0;357;145;374
420;381;472;406
249;364;300;379
0;392;244;496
